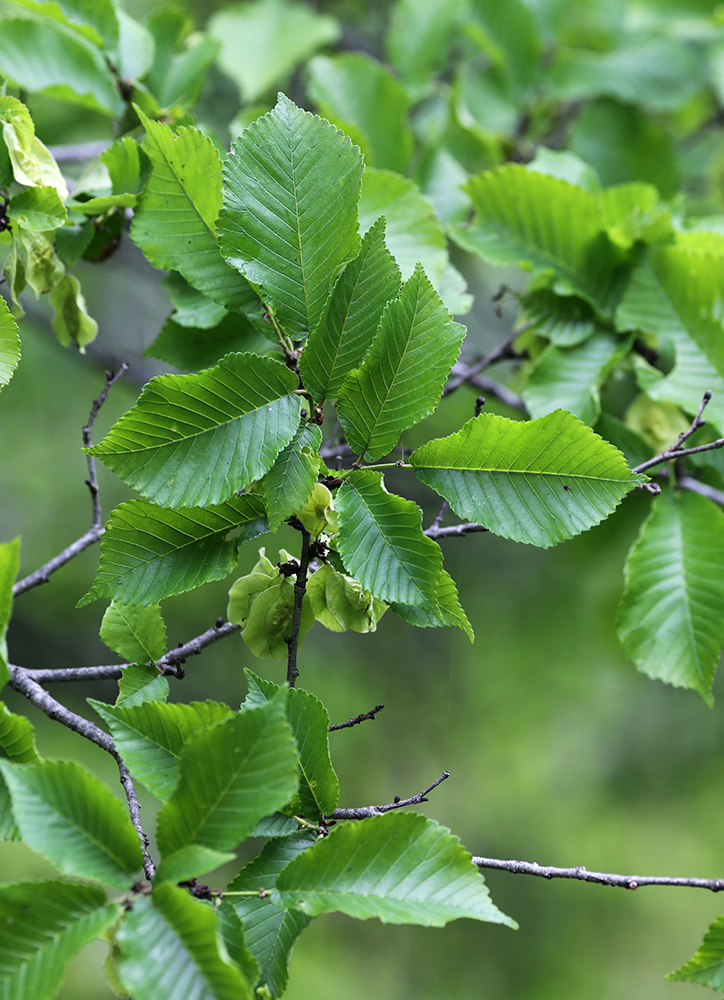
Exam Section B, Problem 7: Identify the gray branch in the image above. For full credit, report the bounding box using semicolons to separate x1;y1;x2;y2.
425;522;489;539
328;771;450;820
12;527;104;596
8;666;155;880
472;857;724;892
329;704;385;731
678;475;724;508
444;326;529;397
632;390;724;475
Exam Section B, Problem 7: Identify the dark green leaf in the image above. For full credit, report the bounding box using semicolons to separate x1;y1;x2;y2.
87;353;301;508
146;314;268;372
217;94;364;340
275;812;515;927
262;422;322;533
79;494;268;607
142;10;218;109
11;0;119;48
411;411;645;547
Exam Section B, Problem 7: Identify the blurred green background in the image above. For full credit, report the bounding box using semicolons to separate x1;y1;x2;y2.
3;0;724;997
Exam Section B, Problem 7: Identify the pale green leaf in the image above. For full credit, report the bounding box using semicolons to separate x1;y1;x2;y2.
0;759;143;887
156;692;298;856
616;247;724;429
262;422;323;533
66;192;137;215
114;8;155;80
79;494;268;607
307;563;387;634
0;17;124;116
101;137;150;197
359;168;448;289
0;295;20;391
452;164;625;316
7;186;66;231
209;0;339;103
141;10;218;109
617;490;724;705
522;332;622;425
0;537;20;687
48;274;98;351
411;410;645;547
0;701;37;841
9;0;119;48
391;569;474;642
387;0;468;92
0;880;118;1000
89;699;232;801
17;229;64;298
275;812;515;927
116;883;252;1000
234;574;314;661
155;846;237;886
218;94;364;340
130;113;262;315
667;914;724;989
337;264;465;461
307;53;413;173
469;0;542;93
520;289;597;347
87;353;301;508
0;97;67;198
335;470;443;610
527;148;600;192
116;664;170;708
300;217;402;404
100;602;166;663
227;832;316;997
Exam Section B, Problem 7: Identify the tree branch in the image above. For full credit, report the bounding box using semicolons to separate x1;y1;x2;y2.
424;522;489;540
329;704;385;731
446;367;528;414
328;771;450;820
12;366;128;596
471;856;724;892
286;522;311;688
632;390;724;475
7;665;155;880
678;475;724;509
443;326;529;398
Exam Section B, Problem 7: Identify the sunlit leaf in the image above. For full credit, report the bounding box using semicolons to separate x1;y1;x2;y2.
0;295;20;391
100;602;166;664
0;536;19;688
116;664;170;709
7;186;66;232
0;701;37;841
391;569;474;642
667;914;724;990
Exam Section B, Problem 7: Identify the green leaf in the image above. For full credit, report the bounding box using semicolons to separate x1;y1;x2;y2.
469;0;543;94
527;148;600;193
275;812;515;927
163;272;228;329
156;692;299;857
335;470;443;610
114;8;155;81
387;0;468;92
0;759;143;887
337;264;465;461
522;332;623;425
452;165;625;316
391;569;474;642
17;229;64;297
262;422;322;533
616;247;724;430
300;217;401;404
215;905;259;991
666;914;724;989
7;186;66;232
0;537;20;687
0;97;67;198
0;295;20;391
521;289;597;347
54;220;93;267
209;0;339;104
155;845;237;886
79;494;268;607
227;832;317;997
307;53;413;173
233;573;315;662
116;664;170;708
0;701;38;841
49;273;97;350
411;411;645;548
218;94;364;340
116;883;252;1000
87;353;301;508
0;880;118;1000
146;314;268;372
617;490;724;705
359;168;448;290
101;137;150;196
100;602;166;663
141;10;218;109
90;699;233;801
307;563;387;634
0;17;124;116
10;0;119;48
130;113;261;315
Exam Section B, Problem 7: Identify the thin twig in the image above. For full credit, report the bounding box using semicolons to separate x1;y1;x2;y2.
8;666;155;880
329;704;385;731
425;522;489;540
443;326;530;397
431;501;449;530
328;771;450;820
446;367;528;414
632;391;724;475
472;857;724;892
13;367;128;596
286;524;311;688
678;476;724;509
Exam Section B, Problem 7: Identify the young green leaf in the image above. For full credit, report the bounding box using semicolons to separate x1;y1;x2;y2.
0;759;143;887
411;411;645;547
86;353;301;508
90;699;232;801
17;229;64;297
387;0;467;92
521;289;597;347
7;186;66;232
0;880;118;1000
115;882;253;1000
391;569;473;642
262;422;323;533
337;264;465;460
0;97;67;197
101;136;150;196
79;494;268;607
617;490;724;705
275;812;516;927
154;844;237;886
0;537;19;688
226;831;317;997
13;0;120;48
100;602;166;664
156;692;298;857
666;914;724;990
130;113;261;315
217;94;364;340
0;295;20;391
300;217;402;404
116;664;170;708
0;701;38;841
335;470;442;610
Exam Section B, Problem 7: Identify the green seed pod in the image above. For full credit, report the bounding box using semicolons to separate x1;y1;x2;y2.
307;563;387;633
